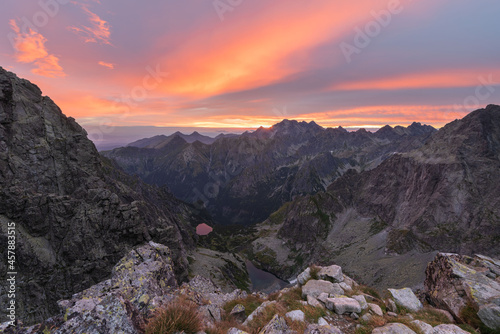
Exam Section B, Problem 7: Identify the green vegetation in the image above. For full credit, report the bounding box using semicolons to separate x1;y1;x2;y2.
223;295;265;317
414;307;452;326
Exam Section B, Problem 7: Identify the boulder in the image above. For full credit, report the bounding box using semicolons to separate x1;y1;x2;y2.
259;314;293;334
26;242;177;334
410;320;433;334
325;297;361;314
424;253;500;323
317;317;329;326
230;304;246;322
432;324;470;334
372;323;416;334
305;324;343;334
318;265;344;283
302;280;343;299
317;293;330;304
477;303;500;330
388;288;423;312
307;295;325;309
352;295;368;310
285;310;305;322
368;303;384;316
297;267;312;285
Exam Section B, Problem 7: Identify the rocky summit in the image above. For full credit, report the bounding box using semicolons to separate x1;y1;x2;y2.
3;246;496;333
0;67;205;325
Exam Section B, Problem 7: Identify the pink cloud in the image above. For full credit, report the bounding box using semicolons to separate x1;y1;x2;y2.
68;5;112;45
98;61;115;69
9;19;65;78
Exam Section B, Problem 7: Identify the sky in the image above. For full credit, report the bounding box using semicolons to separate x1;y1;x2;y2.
1;0;500;147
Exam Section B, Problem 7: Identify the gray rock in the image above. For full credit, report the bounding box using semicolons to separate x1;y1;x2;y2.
305;324;343;334
477;303;500;330
387;312;398;317
227;328;250;334
286;310;305;322
352;295;368;310
350;312;359;319
424;253;500;321
259;314;293;334
339;282;353;293
388;288;423;312
387;299;398;312
302;280;343;299
307;295;325;309
243;301;276;326
325;297;361;314
230;304;246;322
432;324;470;334
317;292;330;304
298;267;312;285
372;323;416;334
318;265;344;283
368;303;384;316
317;317;329;326
411;320;433;334
361;313;372;322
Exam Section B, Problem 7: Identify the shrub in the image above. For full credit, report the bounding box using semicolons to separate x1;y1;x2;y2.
309;265;321;280
146;299;202;334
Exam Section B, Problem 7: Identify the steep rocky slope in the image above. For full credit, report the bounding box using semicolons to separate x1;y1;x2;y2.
249;105;500;290
103;119;435;225
0;67;204;324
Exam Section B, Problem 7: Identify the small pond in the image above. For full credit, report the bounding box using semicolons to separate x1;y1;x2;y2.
196;223;213;235
245;260;290;294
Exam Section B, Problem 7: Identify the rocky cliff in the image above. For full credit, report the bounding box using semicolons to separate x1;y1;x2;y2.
249;105;500;290
103;118;436;225
0;67;203;324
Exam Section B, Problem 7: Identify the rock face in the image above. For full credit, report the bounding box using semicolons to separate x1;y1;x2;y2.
0;68;203;324
41;242;176;334
103;117;436;226
424;252;500;329
250;105;500;289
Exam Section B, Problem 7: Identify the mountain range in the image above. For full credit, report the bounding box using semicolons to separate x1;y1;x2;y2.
1;67;500;329
247;104;500;289
103;119;436;225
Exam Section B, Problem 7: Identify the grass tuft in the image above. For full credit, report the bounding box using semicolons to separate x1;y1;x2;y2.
145;298;202;334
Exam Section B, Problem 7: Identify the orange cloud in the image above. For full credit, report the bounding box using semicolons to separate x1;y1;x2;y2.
69;5;112;45
9;19;65;78
98;61;115;69
332;69;500;91
149;0;402;98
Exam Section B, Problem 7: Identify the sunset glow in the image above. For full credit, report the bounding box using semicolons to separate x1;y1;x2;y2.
1;0;499;141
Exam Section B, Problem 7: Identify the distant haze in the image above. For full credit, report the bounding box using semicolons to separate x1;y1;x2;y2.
83;125;249;151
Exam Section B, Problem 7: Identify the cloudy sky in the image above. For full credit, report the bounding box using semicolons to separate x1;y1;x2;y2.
1;0;499;138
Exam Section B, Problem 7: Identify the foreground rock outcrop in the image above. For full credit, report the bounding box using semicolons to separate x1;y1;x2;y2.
3;251;493;333
0;67;204;324
425;253;500;330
